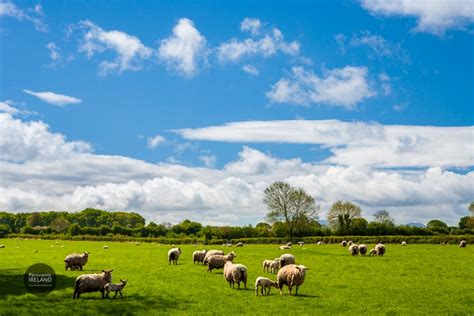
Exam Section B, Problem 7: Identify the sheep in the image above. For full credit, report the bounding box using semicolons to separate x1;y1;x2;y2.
236;242;243;247
276;264;309;296
348;244;359;256
369;248;376;256
358;244;368;256
286;242;292;247
192;249;207;264
317;241;325;246
203;250;225;264
168;247;182;265
459;240;467;248
279;254;295;268
104;279;127;299
262;259;274;272
223;261;247;289
70;265;82;271
64;252;89;271
374;243;386;256
269;260;280;274
0;245;4;248
279;245;291;250
401;241;407;246
207;252;236;273
255;277;278;296
103;245;109;250
298;241;305;246
73;269;113;299
341;240;347;247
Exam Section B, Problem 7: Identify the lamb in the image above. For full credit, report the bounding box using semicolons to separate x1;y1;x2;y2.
207;252;236;273
459;240;467;248
104;279;127;299
276;264;309;296
223;261;248;289
279;245;291;250
168;247;182;265
358;244;368;256
64;252;89;271
203;250;225;264
103;245;109;250
72;269;113;299
298;241;305;246
192;249;207;264
369;248;376;256
255;277;278;296
279;254;295;268
374;243;386;256
317;241;325;246
401;241;407;246
286;242;292;247
341;240;347;247
269;260;280;274
236;242;243;247
348;244;359;256
262;259;274;272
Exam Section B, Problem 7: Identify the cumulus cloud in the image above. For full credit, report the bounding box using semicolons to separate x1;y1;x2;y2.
23;89;82;106
174;120;474;168
217;18;300;62
266;66;375;108
0;1;47;32
360;0;474;35
158;18;208;77
76;20;153;75
147;134;166;149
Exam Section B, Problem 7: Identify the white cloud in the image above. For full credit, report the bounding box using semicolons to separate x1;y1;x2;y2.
158;18;208;77
23;89;82;106
46;42;60;62
1;114;472;226
199;154;216;168
266;66;375;108
217;19;300;63
147;134;166;149
242;64;259;76
174;120;474;168
0;1;47;32
360;0;474;35
349;31;410;63
240;18;262;36
76;20;152;75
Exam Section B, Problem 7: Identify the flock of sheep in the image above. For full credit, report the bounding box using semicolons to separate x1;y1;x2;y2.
62;238;468;299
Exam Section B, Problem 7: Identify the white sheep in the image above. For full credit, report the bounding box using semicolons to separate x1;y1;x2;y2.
255;277;278;296
236;242;243;247
374;243;386;256
369;248;376;256
203;250;225;264
279;254;295;268
64;252;89;271
358;244;368;256
168;247;182;265
459;240;467;248
192;249;207;264
262;259;274;272
317;241;325;246
104;279;127;299
298;241;305;246
103;245;109;250
348;241;353;246
0;245;5;248
341;240;347;247
276;264;309;296
269;260;280;274
223;261;247;289
279;245;291;250
348;244;359;256
73;269;113;299
401;241;407;246
207;252;236;273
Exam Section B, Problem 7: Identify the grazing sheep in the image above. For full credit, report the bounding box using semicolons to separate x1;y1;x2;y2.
0;245;5;248
207;252;236;273
279;254;296;268
374;243;386;256
64;252;89;271
459;240;467;248
401;241;407;246
135;242;140;246
255;277;278;296
286;242;292;247
223;261;247;289
73;269;113;299
348;244;359;256
369;248;376;256
348;241;353;246
168;248;182;265
103;245;109;250
192;250;207;264
104;279;127;299
276;264;309;296
358;244;368;256
341;240;347;247
269;260;280;274
279;245;291;250
298;241;304;246
203;250;225;264
262;260;274;272
236;242;243;247
317;241;325;246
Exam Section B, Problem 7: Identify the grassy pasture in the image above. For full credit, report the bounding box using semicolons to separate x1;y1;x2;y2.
0;238;473;315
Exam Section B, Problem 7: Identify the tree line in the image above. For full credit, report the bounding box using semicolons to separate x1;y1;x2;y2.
0;182;473;239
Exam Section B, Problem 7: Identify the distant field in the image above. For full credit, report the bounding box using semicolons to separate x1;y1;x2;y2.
0;239;473;315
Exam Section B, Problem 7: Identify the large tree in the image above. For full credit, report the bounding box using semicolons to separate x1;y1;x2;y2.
263;182;319;237
469;202;474;217
327;201;362;234
373;210;395;226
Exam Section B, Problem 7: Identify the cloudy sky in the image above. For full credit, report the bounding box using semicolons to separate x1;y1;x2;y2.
1;0;473;226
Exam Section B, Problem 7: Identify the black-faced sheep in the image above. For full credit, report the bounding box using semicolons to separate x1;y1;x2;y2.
203;250;225;264
348;244;359;256
207;252;236;273
459;240;467;248
348;241;353;246
358;244;368;256
279;254;295;268
369;248;376;256
65;252;89;271
223;261;247;289
168;247;182;265
255;277;278;296
374;243;386;256
192;249;207;264
73;269;113;299
104;279;127;299
341;240;347;247
276;264;308;296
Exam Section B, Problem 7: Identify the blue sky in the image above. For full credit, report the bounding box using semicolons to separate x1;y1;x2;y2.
1;0;473;226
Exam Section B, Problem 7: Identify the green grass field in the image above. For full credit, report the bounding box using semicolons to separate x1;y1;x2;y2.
0;238;473;315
